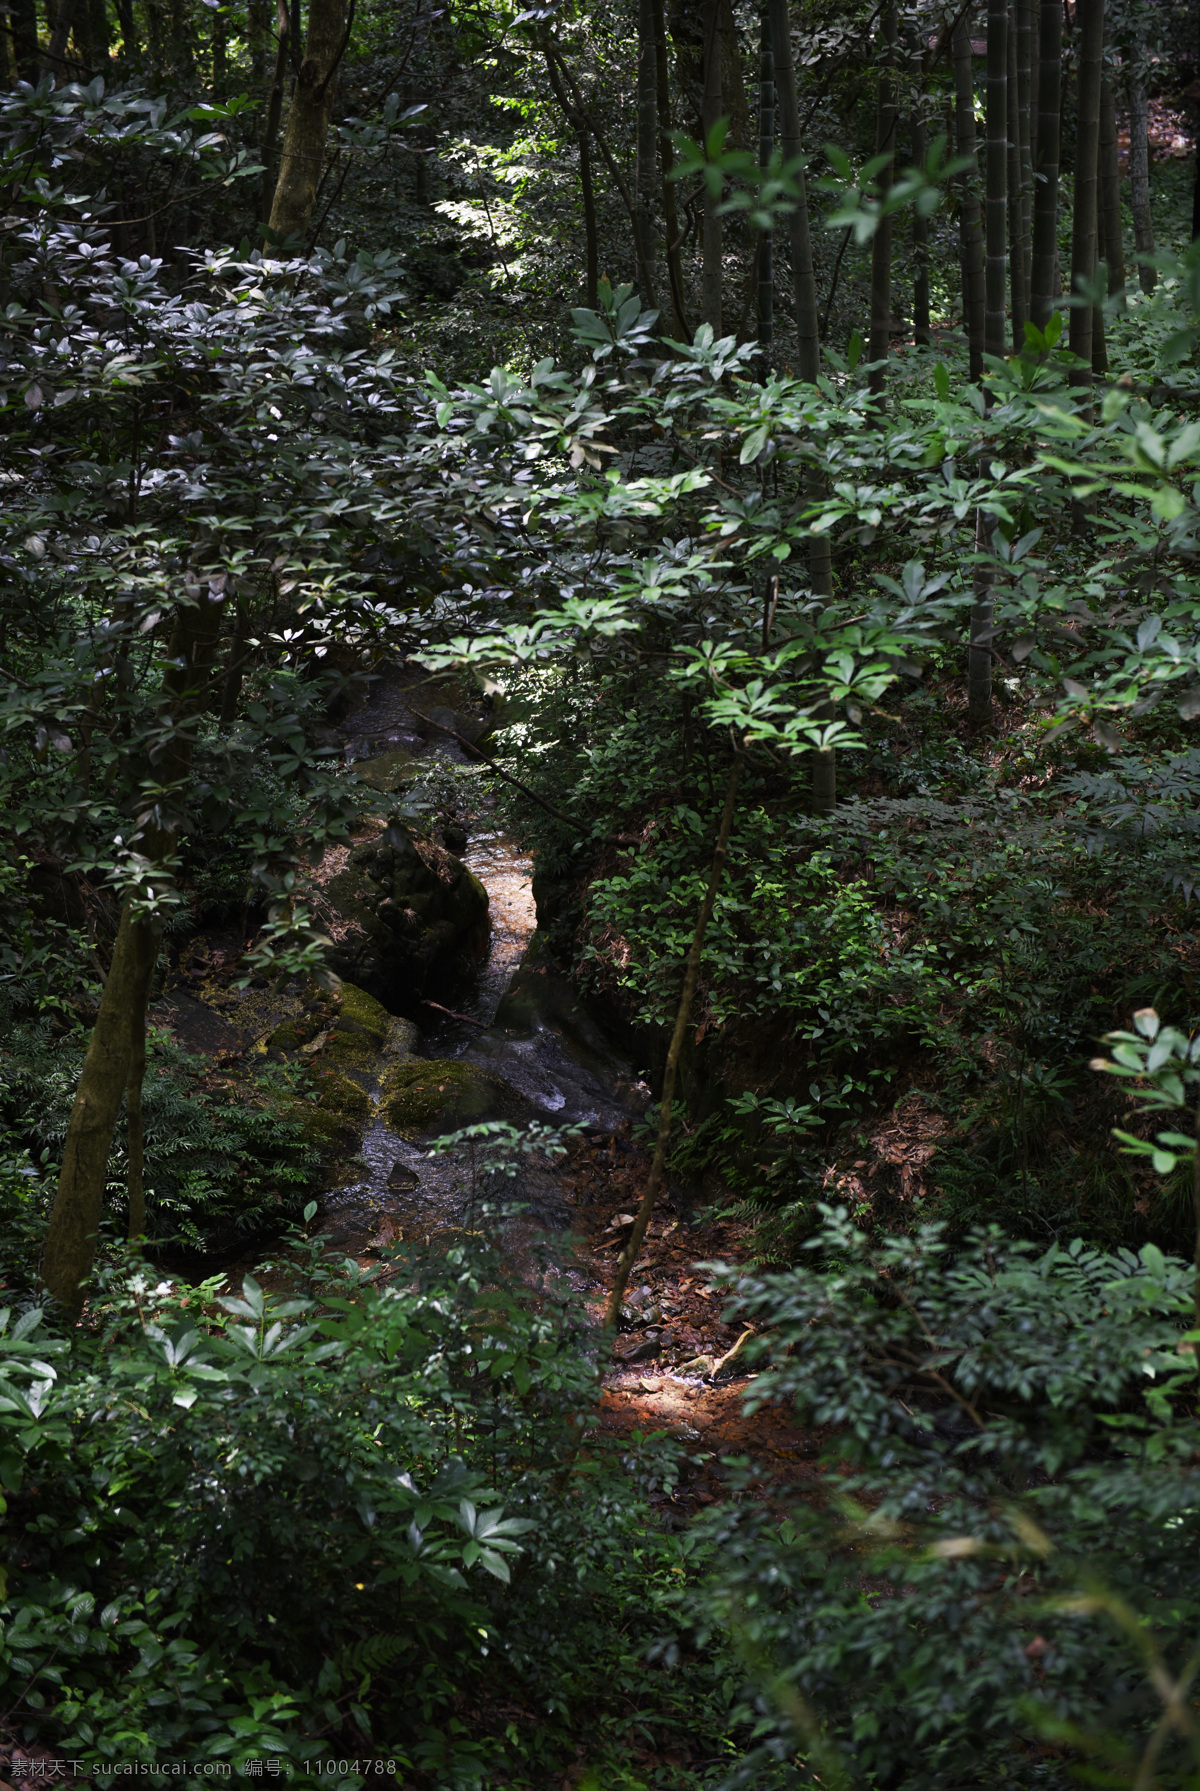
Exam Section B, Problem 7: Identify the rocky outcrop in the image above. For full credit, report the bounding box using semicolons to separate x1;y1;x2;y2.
321;824;489;1011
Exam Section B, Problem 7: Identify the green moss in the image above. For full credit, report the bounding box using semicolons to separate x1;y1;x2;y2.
267;1020;305;1053
337;981;390;1047
380;1059;509;1134
313;1068;371;1119
289;1103;350;1152
354;748;416;793
322;1028;375;1066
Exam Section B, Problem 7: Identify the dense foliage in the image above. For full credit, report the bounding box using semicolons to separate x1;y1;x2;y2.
4;0;1200;1780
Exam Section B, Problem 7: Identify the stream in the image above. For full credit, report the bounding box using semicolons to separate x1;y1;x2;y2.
315;667;645;1261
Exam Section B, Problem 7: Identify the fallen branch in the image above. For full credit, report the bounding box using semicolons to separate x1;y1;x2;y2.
420;997;490;1030
405;706;579;830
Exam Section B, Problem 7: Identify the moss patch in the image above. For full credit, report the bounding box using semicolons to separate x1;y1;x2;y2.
337;981;390;1046
322;1028;375;1066
354;748;417;793
380;1059;512;1135
313;1068;371;1119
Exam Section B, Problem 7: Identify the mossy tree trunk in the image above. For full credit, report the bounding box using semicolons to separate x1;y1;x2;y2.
42;586;228;1311
267;0;347;244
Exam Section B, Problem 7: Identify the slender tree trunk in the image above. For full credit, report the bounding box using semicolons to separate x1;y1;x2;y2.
9;0;38;80
268;0;348;243
579;126;599;308
168;0;192;76
261;0;289;231
212;0;226;94
767;0;834;808
1030;0;1061;326
1127;68;1155;292
636;0;659;302
867;2;898;397
953;15;985;380
43;587;228;1308
1007;0;1027;349
701;0;722;332
984;0;1008;362
970;0;1008;733
248;0;267;81
113;0;134;59
1017;0;1034;313
651;0;688;338
912;111;932;345
604;745;743;1333
756;0;773;359
1098;61;1125;305
42;904;159;1306
39;0;76;79
548;48;659;308
1068;0;1104;408
767;0;817;382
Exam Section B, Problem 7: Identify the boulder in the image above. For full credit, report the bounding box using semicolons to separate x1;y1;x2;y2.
322;824;489;1010
379;1058;527;1137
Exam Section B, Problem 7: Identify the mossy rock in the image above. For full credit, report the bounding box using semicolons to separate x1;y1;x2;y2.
267;1019;305;1053
290;1103;352;1153
322;1028;376;1066
354;748;417;793
337;981;390;1047
380;1058;518;1135
313;1068;371;1119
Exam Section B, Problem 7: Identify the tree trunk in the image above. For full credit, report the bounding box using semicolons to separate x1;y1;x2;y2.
261;0;289;231
701;0;722;332
9;0;39;81
579;126;599;309
1007;0;1027;349
651;0;688;338
113;0;134;60
912;111;932;345
953;15;985;379
267;0;348;243
39;0;77;79
636;0;659;303
1068;0;1104;408
604;745;743;1332
756;0;773;360
212;0;227;95
1030;0;1061;326
1016;0;1034;316
971;0;1009;734
1098;61;1125;305
248;0;267;81
42;586;228;1309
984;0;1008;362
867;2;898;398
767;0;817;381
41;903;160;1307
1127;67;1155;292
767;0;834;807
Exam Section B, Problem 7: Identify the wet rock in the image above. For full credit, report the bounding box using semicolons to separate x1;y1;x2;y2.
323;824;489;1009
353;747;417;794
379;1057;528;1136
462;932;635;1129
313;1067;371;1120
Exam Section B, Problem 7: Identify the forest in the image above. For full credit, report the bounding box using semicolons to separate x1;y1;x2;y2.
3;0;1200;1780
